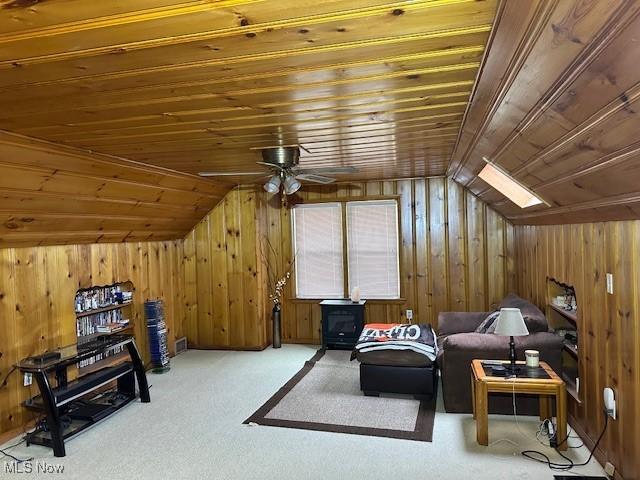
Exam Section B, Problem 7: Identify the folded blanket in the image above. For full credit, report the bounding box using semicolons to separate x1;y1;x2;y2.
351;323;438;361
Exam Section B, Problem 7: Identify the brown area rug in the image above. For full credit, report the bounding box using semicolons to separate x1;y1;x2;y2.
244;349;436;442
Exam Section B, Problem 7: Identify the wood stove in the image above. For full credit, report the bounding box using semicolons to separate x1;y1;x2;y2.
320;299;366;349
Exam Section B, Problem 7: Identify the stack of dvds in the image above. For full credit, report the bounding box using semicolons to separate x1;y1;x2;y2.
75;284;126;313
77;309;129;337
145;299;170;373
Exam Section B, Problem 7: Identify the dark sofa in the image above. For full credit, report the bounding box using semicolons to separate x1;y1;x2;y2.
437;294;562;415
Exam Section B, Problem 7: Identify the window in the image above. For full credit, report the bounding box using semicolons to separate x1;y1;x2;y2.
292;203;344;298
346;200;400;299
292;199;400;299
478;162;544;208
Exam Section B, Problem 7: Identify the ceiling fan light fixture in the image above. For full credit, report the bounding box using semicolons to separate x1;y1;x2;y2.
264;175;281;194
283;175;301;195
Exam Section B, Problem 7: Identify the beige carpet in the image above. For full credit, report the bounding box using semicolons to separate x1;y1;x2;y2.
0;346;607;480
245;349;436;441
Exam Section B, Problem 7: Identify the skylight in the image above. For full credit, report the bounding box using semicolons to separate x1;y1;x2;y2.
478;163;544;209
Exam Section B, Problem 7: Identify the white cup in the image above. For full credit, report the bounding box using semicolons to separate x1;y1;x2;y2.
525;350;540;368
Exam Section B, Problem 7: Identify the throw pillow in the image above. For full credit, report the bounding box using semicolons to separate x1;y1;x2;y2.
475;311;500;334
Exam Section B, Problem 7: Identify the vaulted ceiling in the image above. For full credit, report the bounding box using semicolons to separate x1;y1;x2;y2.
0;0;498;182
0;131;227;246
2;0;640;237
449;0;640;225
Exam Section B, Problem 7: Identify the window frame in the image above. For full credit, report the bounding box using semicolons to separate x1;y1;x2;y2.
344;199;401;300
290;195;402;301
291;202;345;300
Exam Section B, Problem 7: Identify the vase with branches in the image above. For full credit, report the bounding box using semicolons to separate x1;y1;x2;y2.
262;238;296;348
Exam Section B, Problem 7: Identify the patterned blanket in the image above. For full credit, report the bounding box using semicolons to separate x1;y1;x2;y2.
351;323;438;361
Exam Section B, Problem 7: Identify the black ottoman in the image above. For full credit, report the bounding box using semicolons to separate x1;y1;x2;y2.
359;362;437;399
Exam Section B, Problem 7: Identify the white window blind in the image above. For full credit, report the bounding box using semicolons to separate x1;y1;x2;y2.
346;200;400;299
292;203;344;298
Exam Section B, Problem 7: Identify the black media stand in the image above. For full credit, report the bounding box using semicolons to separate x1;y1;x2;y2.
17;335;150;457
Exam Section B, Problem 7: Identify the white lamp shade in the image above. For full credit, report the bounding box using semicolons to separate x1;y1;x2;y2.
283;175;301;195
494;308;529;336
264;175;281;194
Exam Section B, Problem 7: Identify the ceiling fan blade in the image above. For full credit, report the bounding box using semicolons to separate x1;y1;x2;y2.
293;166;358;175
296;173;336;185
256;161;285;170
198;172;266;177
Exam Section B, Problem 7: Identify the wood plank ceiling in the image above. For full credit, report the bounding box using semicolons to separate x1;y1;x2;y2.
0;130;228;246
3;0;640;227
0;0;499;184
449;0;640;225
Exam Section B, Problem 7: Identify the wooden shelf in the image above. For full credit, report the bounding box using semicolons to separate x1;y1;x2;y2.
563;341;578;358
76;301;132;318
78;351;130;376
78;325;133;342
561;372;582;404
549;303;578;324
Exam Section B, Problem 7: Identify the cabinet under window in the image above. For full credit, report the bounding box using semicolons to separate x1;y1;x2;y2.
292;199;400;299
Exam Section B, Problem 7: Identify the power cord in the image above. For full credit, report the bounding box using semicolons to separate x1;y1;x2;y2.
0;366;17;388
537;420;584;450
0;437;33;464
522;410;609;471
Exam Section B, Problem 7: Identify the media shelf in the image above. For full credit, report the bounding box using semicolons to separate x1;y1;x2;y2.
75;282;135;374
17;335;150;457
548;303;578;324
76;301;133;318
25;392;134;450
546;278;580;404
75;351;130;376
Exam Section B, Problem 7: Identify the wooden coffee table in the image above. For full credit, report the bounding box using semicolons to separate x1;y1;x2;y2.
470;359;567;451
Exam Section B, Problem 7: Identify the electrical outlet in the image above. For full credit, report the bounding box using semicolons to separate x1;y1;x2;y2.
606;273;614;294
604;387;616;420
605;462;616;476
23;372;32;387
406;309;413;320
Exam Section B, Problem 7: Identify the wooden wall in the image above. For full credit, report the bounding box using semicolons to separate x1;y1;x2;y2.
264;177;515;343
0;240;185;437
515;222;639;480
183;186;269;350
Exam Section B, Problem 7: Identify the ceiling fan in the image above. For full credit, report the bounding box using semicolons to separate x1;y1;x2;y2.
198;146;358;195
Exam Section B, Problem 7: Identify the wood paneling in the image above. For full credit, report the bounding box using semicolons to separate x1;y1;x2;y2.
0;0;499;182
514;221;640;480
0;130;228;247
183;186;269;349
263;177;514;343
449;0;640;225
0;239;185;437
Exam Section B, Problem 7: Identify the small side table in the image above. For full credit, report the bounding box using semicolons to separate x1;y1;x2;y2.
470;359;567;451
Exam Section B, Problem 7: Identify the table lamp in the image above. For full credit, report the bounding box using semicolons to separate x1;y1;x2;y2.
494;308;529;373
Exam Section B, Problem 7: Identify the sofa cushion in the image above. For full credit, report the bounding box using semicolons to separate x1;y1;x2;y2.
499;293;548;333
475;311;500;334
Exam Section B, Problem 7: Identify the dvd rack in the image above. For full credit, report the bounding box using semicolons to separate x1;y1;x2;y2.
145;300;170;372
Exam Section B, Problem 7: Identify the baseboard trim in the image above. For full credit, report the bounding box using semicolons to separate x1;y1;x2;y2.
187;343;269;351
0;419;36;446
282;339;321;345
569;413;623;480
